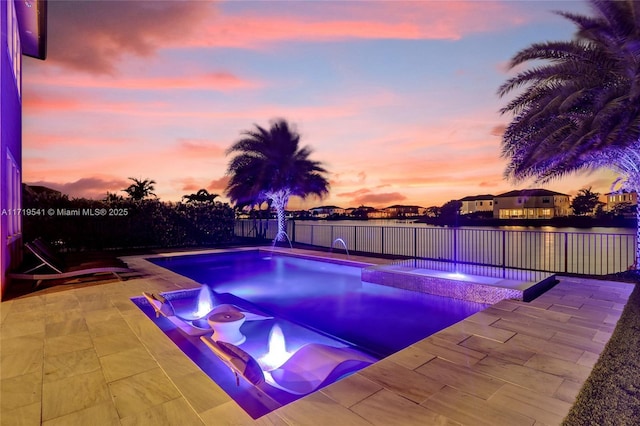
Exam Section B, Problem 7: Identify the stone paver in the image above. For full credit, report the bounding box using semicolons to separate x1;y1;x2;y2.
0;248;634;425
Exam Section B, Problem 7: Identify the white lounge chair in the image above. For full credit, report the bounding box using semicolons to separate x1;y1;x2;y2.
200;337;376;395
9;240;133;287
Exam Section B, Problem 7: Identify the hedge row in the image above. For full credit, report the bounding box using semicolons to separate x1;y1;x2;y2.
22;193;235;251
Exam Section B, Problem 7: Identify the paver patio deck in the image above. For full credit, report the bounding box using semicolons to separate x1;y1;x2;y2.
0;249;634;425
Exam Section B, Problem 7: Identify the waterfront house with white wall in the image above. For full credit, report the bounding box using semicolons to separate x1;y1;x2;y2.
309;206;345;218
605;191;637;213
384;205;423;218
460;194;494;215
1;0;47;300
493;189;571;219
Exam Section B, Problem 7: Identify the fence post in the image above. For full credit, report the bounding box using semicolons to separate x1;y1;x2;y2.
453;227;458;265
331;226;334;248
381;227;385;255
414;227;417;259
502;230;506;278
564;232;568;273
502;230;506;267
353;226;357;252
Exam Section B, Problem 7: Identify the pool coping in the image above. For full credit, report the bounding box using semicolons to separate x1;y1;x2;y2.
0;247;634;425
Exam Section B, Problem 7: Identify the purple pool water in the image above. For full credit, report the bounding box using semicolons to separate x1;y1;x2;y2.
149;250;488;358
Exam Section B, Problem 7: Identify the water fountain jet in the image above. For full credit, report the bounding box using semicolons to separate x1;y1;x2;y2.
258;324;292;371
330;238;350;258
271;231;293;252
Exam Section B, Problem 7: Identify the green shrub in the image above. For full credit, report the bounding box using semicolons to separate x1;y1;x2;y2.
22;191;235;251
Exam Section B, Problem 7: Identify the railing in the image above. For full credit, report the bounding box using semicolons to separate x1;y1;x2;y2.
234;220;637;275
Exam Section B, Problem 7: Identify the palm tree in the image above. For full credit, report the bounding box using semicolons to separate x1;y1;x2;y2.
182;189;219;204
570;187;602;216
123;177;157;201
498;0;640;268
225;118;330;241
103;191;124;203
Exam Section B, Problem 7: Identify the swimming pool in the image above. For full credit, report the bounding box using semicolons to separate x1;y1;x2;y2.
148;250;488;357
135;249;488;417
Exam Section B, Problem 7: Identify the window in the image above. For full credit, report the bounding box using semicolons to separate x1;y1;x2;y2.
6;0;22;97
542;198;550;203
6;150;22;238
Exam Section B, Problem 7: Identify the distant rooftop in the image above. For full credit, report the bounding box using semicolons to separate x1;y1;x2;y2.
496;189;568;198
459;194;495;201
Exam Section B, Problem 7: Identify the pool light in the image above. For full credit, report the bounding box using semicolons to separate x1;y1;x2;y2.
447;272;467;280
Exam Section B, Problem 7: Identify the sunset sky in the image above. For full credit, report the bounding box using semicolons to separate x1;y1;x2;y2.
22;0;617;210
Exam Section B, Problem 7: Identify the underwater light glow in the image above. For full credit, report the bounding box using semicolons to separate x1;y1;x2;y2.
447;272;466;280
258;324;293;371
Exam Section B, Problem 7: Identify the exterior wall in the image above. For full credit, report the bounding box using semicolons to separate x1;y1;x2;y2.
461;199;493;215
606;192;638;212
1;0;24;300
310;207;345;218
384;206;422;217
494;193;571;219
368;209;390;219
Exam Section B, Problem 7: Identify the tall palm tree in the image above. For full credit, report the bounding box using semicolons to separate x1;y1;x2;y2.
225;118;330;241
123;177;157;201
498;0;640;267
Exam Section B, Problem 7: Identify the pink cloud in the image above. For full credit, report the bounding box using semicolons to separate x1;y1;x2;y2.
192;2;524;50
43;1;526;75
351;192;408;206
25;177;129;200
176;139;226;159
22;93;82;113
208;177;230;192
46;1;213;75
24;71;261;92
336;188;372;198
490;124;507;137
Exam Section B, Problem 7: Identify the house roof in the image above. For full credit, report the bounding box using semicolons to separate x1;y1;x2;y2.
15;0;48;59
459;194;495;201
496;189;568;198
384;204;423;209
309;205;343;210
605;190;637;195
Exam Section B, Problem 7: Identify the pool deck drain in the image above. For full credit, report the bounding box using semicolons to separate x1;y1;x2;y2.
0;248;634;425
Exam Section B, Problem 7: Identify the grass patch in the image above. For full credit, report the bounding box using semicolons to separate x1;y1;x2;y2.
563;275;640;425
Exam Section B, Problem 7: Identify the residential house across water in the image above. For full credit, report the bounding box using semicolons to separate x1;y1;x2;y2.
460;195;494;215
605;191;637;213
493;189;571;219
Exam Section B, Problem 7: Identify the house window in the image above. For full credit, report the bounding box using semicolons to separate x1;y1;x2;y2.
542;198;550;203
6;0;22;97
6;150;22;238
